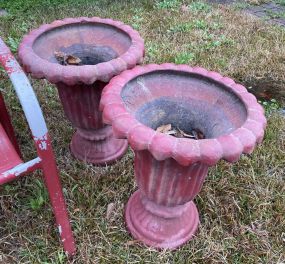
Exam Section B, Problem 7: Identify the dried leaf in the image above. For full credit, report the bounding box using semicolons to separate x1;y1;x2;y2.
196;129;205;139
54;51;66;65
66;54;81;65
156;124;172;133
156;124;205;140
125;240;140;246
54;51;81;65
106;202;115;220
177;128;196;139
165;129;176;135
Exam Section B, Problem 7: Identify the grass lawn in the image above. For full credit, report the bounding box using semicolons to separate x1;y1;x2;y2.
0;0;285;263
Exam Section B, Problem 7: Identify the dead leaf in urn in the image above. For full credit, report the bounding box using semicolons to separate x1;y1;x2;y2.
156;124;172;133
54;51;81;65
177;128;196;139
54;51;65;64
196;129;205;139
66;54;81;65
156;123;205;139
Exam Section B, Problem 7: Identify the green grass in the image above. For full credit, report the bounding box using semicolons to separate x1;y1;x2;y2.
266;8;285;18
0;0;285;263
276;0;285;6
156;0;182;9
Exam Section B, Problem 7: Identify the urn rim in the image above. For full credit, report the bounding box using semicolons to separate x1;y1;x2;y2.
18;17;145;85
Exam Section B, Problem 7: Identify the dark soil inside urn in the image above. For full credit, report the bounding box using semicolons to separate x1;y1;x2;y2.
136;97;236;139
121;70;248;139
52;43;118;65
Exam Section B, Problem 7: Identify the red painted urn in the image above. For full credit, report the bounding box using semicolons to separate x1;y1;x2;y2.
100;64;267;249
18;17;144;165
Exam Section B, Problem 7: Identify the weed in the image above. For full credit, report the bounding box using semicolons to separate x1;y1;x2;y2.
131;15;143;30
259;98;281;114
155;0;181;10
168;19;221;33
233;2;251;10
145;42;160;60
6;36;19;53
168;22;193;33
188;1;211;12
174;52;195;63
266;9;285;19
19;21;29;33
130;8;144;30
275;0;285;6
3;184;19;192
27;179;48;210
195;19;208;30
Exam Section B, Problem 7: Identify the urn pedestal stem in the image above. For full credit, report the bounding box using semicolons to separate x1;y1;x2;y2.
57;81;128;165
125;150;208;249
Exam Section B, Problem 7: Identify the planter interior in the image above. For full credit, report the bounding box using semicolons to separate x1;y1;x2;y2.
121;70;247;139
32;22;132;66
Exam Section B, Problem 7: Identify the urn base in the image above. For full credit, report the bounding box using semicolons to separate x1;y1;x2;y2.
70;126;128;165
125;190;199;249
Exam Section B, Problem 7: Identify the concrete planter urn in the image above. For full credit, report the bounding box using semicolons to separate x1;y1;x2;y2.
100;64;267;249
18;17;144;165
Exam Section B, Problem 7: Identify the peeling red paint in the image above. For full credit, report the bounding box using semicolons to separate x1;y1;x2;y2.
34;133;49;151
0;53;22;74
0;38;76;255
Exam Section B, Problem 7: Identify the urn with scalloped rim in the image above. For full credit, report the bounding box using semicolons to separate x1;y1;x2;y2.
100;64;267;249
18;17;144;165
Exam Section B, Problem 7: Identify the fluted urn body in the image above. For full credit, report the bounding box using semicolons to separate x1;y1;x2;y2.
18;17;144;165
100;64;267;249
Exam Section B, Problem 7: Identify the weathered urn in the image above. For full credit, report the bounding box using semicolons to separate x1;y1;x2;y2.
100;64;267;249
18;17;144;165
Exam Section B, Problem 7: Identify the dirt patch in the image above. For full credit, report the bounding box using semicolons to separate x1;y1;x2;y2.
241;77;285;102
